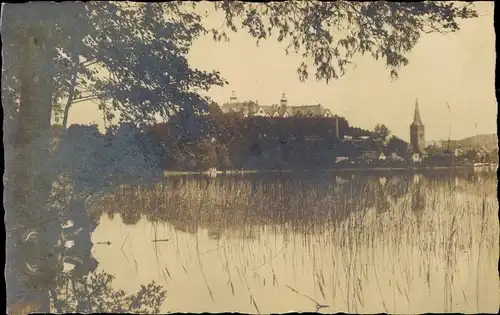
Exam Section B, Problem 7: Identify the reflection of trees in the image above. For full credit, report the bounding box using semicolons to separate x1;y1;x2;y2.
385;176;411;203
7;165;167;313
120;209;142;226
207;225;223;240
6;174;98;312
411;180;427;215
84;173;395;236
87;170;489;240
169;218;198;234
51;271;166;313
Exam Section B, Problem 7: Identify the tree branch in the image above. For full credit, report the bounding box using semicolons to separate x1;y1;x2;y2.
62;55;79;129
71;96;100;105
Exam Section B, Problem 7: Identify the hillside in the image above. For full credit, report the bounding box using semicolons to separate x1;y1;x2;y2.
455;134;497;149
427;134;498;151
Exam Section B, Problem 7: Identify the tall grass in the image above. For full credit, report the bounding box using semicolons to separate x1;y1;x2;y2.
88;170;498;313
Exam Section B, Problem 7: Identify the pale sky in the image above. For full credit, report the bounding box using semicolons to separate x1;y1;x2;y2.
68;1;496;142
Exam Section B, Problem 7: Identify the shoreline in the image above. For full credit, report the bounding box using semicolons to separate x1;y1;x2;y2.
163;164;497;177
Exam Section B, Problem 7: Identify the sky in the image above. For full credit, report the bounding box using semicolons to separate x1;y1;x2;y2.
68;2;496;142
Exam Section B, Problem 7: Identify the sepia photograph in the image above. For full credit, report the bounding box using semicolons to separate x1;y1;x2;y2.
2;1;498;314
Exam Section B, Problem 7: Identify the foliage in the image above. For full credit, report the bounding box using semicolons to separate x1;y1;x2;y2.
2;2;226;130
87;3;226;125
2;2;478;130
373;124;390;142
52;271;166;313
146;113;373;170
213;1;477;81
386;135;408;154
58;124;160;188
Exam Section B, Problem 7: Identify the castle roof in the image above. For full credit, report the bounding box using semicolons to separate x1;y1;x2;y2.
221;100;333;117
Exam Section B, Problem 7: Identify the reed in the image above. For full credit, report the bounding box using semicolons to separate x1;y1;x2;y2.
88;171;498;313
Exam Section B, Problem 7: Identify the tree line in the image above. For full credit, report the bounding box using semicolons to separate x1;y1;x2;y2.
57;104;410;175
59;108;497;178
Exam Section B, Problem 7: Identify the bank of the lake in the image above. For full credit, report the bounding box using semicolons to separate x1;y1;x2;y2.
163;163;497;177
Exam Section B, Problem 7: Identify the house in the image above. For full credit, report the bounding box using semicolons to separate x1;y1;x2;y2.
378;152;387;161
453;148;464;157
411;153;422;163
389;152;404;162
361;150;377;160
220;92;335;118
335;156;349;164
359;139;382;161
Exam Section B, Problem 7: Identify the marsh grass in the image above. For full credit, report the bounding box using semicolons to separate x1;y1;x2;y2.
88;171;498;313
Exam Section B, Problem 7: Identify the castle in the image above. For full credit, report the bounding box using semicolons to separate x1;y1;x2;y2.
410;99;425;153
221;92;334;118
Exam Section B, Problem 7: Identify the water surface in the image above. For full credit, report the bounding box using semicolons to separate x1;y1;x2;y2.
88;170;499;313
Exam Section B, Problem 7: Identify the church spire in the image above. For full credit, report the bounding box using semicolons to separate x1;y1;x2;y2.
413;98;423;125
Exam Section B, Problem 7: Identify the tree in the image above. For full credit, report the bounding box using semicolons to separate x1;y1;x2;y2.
213;1;477;81
373;124;390;142
193;138;218;170
386;136;409;154
3;2;227;131
3;4;67;310
3;2;479;131
215;143;233;169
465;149;480;163
425;144;444;156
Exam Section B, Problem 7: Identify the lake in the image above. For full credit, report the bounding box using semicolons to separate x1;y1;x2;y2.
84;169;498;313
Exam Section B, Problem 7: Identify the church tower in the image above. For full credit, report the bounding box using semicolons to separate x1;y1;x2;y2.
410;99;425;153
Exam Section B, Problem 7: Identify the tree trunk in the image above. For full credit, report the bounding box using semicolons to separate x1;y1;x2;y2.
5;19;57;313
62;55;79;129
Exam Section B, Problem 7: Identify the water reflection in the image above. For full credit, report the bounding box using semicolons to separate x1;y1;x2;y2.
51;271;165;313
6;173;168;314
87;170;498;313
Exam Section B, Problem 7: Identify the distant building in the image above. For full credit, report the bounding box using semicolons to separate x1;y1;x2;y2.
378;152;387;161
359;139;381;161
389;152;404;162
410;99;425;153
221;92;335;119
335;156;349;164
453;148;464;157
411;153;422;163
